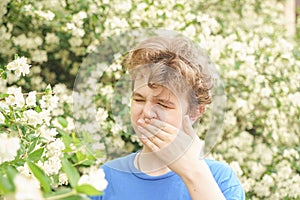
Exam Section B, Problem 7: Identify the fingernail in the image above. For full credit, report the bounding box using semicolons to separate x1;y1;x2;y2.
137;125;144;131
140;134;147;139
144;118;151;123
137;118;145;124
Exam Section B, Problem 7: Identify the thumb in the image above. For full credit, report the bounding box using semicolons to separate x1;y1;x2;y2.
182;115;195;137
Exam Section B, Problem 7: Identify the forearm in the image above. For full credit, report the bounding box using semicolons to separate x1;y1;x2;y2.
180;160;226;200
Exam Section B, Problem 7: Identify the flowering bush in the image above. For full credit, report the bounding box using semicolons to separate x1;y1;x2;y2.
0;0;300;199
0;57;107;199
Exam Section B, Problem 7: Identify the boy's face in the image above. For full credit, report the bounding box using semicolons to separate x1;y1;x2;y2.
130;73;189;137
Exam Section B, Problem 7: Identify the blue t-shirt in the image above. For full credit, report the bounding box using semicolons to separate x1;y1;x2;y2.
90;152;245;200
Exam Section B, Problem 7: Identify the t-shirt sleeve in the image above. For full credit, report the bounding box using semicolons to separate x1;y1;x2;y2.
205;159;245;200
223;184;245;200
221;166;245;200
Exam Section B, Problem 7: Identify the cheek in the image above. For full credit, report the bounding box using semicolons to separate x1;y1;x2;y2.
154;108;168;121
167;112;184;128
130;102;139;121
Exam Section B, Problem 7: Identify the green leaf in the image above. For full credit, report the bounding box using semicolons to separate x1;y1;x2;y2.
34;105;42;113
76;151;86;162
81;159;94;166
0;172;14;194
61;195;89;200
28;148;44;162
61;156;80;188
1;72;7;79
27;161;51;193
45;84;52;95
58;116;68;128
28;137;39;153
43;188;72;198
6;166;18;186
75;184;102;196
0;93;9;99
58;129;71;146
72;132;81;145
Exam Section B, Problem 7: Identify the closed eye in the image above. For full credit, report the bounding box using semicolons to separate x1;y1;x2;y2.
157;102;173;109
132;98;145;102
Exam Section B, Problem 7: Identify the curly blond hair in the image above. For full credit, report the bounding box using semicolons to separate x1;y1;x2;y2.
123;36;216;109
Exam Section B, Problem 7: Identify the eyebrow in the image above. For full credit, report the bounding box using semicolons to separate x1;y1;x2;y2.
131;92;144;98
132;92;176;107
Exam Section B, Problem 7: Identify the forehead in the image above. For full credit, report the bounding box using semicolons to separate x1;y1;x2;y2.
130;64;190;101
133;78;177;99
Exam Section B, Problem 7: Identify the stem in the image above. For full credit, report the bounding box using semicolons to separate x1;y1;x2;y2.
45;189;77;200
12;110;22;139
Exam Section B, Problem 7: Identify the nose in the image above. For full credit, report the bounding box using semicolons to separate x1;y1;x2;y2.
142;102;157;119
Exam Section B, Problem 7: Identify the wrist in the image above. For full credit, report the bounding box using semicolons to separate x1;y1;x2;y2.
180;159;211;182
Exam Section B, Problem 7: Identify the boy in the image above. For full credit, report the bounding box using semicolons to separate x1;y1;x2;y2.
90;35;245;200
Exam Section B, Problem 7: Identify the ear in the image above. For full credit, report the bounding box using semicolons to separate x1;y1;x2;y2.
189;104;205;124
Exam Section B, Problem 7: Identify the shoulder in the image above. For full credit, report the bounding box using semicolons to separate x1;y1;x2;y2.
101;153;136;174
205;159;245;200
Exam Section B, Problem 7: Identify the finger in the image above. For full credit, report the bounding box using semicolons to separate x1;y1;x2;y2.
137;125;167;144
140;137;160;152
148;135;165;148
138;124;174;149
144;124;170;141
137;125;154;138
138;118;171;139
148;118;178;134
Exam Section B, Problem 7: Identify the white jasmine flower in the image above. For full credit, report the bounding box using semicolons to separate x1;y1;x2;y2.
26;91;37;107
96;107;108;124
0;102;9;111
66;117;75;131
0;112;5;124
17;163;31;178
34;10;55;21
39;110;51;125
236;98;247;109
73;11;87;21
39;125;58;141
66;22;76;30
262;174;274;187
40;95;59;111
114;1;132;12
13;174;43;200
72;27;85;37
6;87;25;108
78;168;108;191
7;57;31;77
224;111;237;126
46;138;65;158
288;92;300;107
23;109;43;127
230;161;243;177
45;33;59;44
6;72;19;84
42;156;62;175
0;133;20;164
30;50;48;63
69;37;82;47
58;173;68;185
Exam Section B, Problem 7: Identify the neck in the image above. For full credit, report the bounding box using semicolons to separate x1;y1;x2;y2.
134;147;171;176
